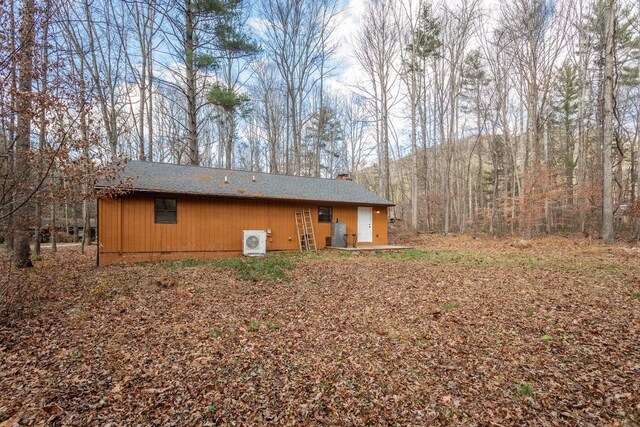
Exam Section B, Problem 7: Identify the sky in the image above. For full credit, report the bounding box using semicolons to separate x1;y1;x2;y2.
326;0;369;95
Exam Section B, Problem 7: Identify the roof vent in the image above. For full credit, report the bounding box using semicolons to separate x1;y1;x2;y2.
252;175;256;182
224;176;228;183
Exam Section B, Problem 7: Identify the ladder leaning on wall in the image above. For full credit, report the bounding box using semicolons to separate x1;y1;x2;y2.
294;209;317;252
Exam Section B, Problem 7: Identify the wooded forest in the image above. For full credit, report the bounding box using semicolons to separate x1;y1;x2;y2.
1;0;640;268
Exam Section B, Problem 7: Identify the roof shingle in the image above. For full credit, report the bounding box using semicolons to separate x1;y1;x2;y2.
96;161;394;206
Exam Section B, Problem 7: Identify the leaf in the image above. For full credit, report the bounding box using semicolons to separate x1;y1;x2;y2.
0;415;20;427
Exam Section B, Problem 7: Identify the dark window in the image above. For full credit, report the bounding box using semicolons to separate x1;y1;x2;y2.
155;198;177;224
318;206;332;223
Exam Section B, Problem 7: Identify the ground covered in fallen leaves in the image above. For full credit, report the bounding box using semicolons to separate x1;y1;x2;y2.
1;235;639;425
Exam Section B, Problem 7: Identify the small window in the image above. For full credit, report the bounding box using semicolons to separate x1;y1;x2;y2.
155;198;177;224
318;206;332;223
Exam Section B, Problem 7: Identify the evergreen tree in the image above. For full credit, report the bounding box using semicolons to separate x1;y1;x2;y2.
552;62;580;206
164;0;257;165
207;0;259;169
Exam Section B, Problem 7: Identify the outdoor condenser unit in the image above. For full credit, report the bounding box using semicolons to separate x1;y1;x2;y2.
331;222;346;247
243;230;267;256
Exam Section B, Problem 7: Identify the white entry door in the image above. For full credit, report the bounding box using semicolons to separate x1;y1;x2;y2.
357;206;373;243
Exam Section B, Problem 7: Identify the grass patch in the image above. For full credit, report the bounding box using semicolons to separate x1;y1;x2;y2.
443;302;460;311
541;334;553;342
266;321;284;330
246;319;284;331
180;258;203;268
516;383;534;397
211;255;295;281
164;253;297;281
375;249;630;276
632;292;640;300
247;320;260;332
377;249;442;261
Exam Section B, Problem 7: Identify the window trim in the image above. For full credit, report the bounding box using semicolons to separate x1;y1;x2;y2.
318;206;333;223
154;198;177;224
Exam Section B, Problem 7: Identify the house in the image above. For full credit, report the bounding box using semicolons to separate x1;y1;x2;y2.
95;161;394;265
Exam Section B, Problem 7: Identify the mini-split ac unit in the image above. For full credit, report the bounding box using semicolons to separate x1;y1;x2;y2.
243;230;267;256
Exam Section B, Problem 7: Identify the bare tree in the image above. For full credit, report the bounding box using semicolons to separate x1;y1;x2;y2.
12;0;36;268
63;0;129;158
354;0;400;200
395;0;423;230
261;0;340;175
601;0;617;243
498;0;570;236
251;60;287;173
440;0;481;234
119;0;160;161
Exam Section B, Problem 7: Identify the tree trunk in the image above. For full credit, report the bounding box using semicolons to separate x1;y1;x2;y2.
601;0;616;244
34;0;51;256
12;0;36;268
138;47;146;161
225;111;234;169
50;202;57;253
185;0;198;165
410;72;418;231
73;205;80;243
147;49;154;162
82;200;91;250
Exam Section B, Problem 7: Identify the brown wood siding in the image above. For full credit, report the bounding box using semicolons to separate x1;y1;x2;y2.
98;193;389;265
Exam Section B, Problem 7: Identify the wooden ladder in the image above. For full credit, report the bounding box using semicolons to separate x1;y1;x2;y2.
295;209;317;252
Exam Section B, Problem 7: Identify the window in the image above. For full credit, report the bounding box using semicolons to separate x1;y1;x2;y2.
318;206;332;223
154;198;177;224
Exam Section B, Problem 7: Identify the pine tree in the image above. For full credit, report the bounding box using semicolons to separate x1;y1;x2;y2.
552;62;580;206
207;0;258;169
166;0;256;165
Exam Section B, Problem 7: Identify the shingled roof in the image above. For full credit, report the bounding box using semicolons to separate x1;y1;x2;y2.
96;161;394;206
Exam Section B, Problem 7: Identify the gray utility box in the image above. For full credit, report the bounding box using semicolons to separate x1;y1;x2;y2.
331;222;346;247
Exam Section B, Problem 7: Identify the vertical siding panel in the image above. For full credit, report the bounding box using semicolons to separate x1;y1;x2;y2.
146;197;154;251
118;198;123;253
185;196;190;251
192;197;198;251
185;196;189;251
208;198;212;251
212;198;215;250
220;198;226;250
172;196;178;251
199;197;204;251
215;198;220;250
98;197;121;254
140;197;145;251
136;197;141;252
127;198;134;252
133;197;139;252
138;197;143;252
192;197;197;251
132;198;138;252
120;198;126;252
137;198;143;251
147;196;152;252
147;196;152;250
